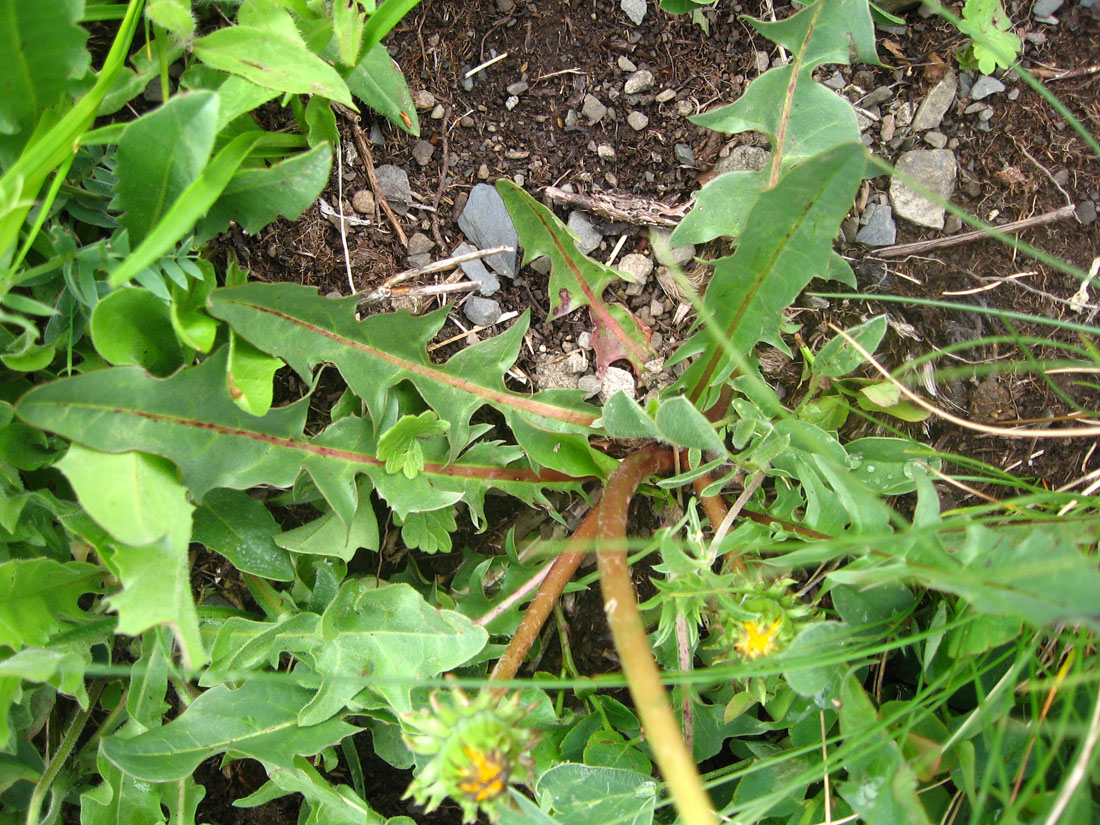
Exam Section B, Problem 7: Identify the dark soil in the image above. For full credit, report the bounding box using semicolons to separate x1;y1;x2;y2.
199;0;1100;821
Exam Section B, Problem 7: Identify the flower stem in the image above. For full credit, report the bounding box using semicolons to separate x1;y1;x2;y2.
595;446;717;825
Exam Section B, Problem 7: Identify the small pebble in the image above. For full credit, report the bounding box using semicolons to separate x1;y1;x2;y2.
506;81;529;96
407;232;434;257
627;110;650;130
460;115;475;128
412;140;434;166
618;253;654;282
618;56;638;72
430;104;445;119
597;144;616;159
969;75;1005;100
599;367;636;404
582;94;608;123
578;374;602;399
655;88;677;103
674;143;695;166
477;164;491;180
412;89;436;110
351;189;375;214
1078;201;1098;225
675;99;694;117
577;331;592;350
505;95;520;111
624;69;655;94
465;296;502;327
924;131;948;149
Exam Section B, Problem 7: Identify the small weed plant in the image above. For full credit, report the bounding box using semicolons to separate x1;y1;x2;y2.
1;1;1098;824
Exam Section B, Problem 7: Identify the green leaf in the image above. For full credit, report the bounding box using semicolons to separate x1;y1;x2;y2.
837;674;930;825
101;680;358;781
377;411;450;478
0;559;101;651
669;170;765;246
496;181;655;374
341;44;419;135
275;479;378;561
0;0;90;159
192;23;354;107
192;488;295;580
672;143;865;405
359;0;422;58
846;437;930;495
90;288;186;376
145;0;194;39
108;131;266;287
831;582;915;629
782;621;849;697
80;751;168;825
955;0;1021;74
207;284;601;472
748;0;879;70
112;92;218;247
813;315;887;378
582;730;653;775
198;143;333;241
299;581;487;722
260;756;386;825
56;445;206;668
535;764;656;825
227;330;284;416
397;507;455;554
332;0;365;66
691;66;860;169
201;612;322;686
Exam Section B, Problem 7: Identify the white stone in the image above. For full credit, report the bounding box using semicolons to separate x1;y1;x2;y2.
624;69;655;95
618;253;654;282
599;367;636;404
621;0;646;25
627;110;650;131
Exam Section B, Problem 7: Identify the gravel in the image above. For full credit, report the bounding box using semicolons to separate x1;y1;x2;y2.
464;296;502;326
582;94;608;123
890;149;958;229
969;75;1006;100
457;183;519;278
374;165;411;215
567;210;603;254
624;69;655;94
855;202;897;246
911;72;957;131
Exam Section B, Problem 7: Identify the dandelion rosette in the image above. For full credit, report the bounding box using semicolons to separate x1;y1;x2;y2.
402;687;537;822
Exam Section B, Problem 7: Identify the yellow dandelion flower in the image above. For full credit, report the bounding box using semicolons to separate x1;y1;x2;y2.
735;616;783;659
456;745;509;803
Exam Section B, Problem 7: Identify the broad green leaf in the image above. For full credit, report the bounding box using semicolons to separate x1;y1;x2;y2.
299;581;487;722
145;0;194;38
748;0;879;70
813;315;887;378
201;612;322;686
275;479;379;560
227;330;284;416
257;756;386;825
56;445;189;549
57;445;206;668
535;764;657;825
0;559;101;651
496;181;655;374
781;621;849;697
831;582;915;629
169;259;219;353
692;66;860;168
108;131;265;286
101;680;358;781
192;488;295;580
837;674;930;825
80;751;167;825
669;170;765;246
359;0;422;58
197;143;333;241
127;630;171;731
377;411;449;478
0;646;90;714
582;730;652;775
672;143;865;406
0;0;90;160
178;64;279;131
207;284;602;473
89;288;186;376
601;393;725;452
341;44;419;135
192;25;354;107
846;437;930;495
112;92;218;247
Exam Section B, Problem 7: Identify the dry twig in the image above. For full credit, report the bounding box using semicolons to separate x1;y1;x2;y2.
873;204;1078;258
349;122;409;247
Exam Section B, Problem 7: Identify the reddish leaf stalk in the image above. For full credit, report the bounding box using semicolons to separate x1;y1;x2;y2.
595;446;717;825
489;505;600;688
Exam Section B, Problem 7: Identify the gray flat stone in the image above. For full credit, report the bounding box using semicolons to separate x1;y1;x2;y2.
626;110;650;131
578;374;602;399
407;232;434;257
1077;201;1097;226
912;73;957;131
674;143;695;166
1032;0;1062;17
855;203;897;246
457;183;518;278
621;0;646;25
713;144;769;175
464;296;502;327
567;210;602;255
889;149;957;229
374;165;411;215
624;69;655;94
453;242;501;296
969;75;1005;100
412;140;434;166
582;94;608;124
